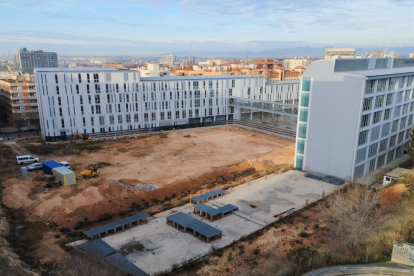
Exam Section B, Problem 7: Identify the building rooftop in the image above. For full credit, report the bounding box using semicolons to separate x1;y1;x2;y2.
265;80;300;85
384;167;410;179
141;75;264;82
34;68;120;73
339;66;414;77
0;79;34;84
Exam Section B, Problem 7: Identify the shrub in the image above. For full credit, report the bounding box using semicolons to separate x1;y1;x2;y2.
253;248;261;255
299;231;311;238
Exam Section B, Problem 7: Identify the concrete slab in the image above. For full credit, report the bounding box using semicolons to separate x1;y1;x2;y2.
89;171;340;275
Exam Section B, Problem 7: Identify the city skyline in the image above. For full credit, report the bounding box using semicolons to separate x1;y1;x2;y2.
0;0;413;56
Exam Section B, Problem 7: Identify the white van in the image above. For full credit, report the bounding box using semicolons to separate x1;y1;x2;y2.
59;161;70;169
16;155;39;165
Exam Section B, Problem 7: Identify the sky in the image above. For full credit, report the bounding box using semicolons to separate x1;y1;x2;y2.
0;0;413;57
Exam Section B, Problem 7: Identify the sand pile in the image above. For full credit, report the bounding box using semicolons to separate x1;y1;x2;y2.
380;184;408;209
2;178;36;209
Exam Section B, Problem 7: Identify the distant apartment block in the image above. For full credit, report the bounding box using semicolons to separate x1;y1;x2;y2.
283;58;309;70
159;54;176;67
174;59;304;81
324;48;355;60
182;56;195;66
34;68;299;140
15;48;58;73
135;63;170;77
0;79;38;124
295;58;414;181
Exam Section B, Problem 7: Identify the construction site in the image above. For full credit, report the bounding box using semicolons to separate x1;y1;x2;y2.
3;126;294;228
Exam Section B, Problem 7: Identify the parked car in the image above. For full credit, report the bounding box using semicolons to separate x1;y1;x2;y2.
59;161;70;169
27;163;43;171
16;155;39;165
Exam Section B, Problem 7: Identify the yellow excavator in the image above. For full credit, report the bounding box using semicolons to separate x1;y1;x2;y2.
71;132;91;142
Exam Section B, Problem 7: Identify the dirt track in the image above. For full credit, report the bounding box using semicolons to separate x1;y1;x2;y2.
2;126;295;227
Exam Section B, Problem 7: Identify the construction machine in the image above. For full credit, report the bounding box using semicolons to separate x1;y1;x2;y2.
71;132;91;142
81;164;100;179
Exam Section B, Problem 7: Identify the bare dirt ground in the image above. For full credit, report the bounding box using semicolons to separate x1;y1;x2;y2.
2;126;294;228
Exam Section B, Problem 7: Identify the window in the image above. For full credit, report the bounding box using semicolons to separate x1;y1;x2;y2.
394;106;401;118
175;110;179;119
160;112;165;120
118;115;123;123
361;114;370;127
365;80;374;94
374;95;384;108
377;154;386;168
372;111;382;124
96;105;101;114
389;135;397;147
95;84;100;93
95;95;100;104
379;138;388;152
383;108;391;121
356;147;367;163
368;158;376;173
388;77;396;90
370;126;380;141
387;149;395;164
87;74;90;83
368;143;378;158
400;117;407;129
354;164;365;179
396;91;403;103
229;88;233;96
298;123;307;139
232;80;235;88
381;122;390;137
76;84;79;94
182;110;186;118
91;117;94;126
297;140;305;154
167;111;172;119
377;79;386;92
109;115;114;124
87;84;90;94
392;119;399;133
94;73;99;83
386;93;394;106
301;93;309;107
56;86;59;95
358;130;369;146
363;97;373;111
99;116;104;125
299;109;308;122
302;77;311;91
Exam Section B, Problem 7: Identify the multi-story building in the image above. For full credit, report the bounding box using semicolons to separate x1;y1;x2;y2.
159;54;175;67
135;63;170;77
15;48;58;73
283;58;309;70
182;56;195;66
34;68;299;140
0;78;38;124
324;48;355;60
295;58;414;181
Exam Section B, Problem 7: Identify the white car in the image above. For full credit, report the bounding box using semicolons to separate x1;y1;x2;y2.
59;161;70;169
27;163;43;171
16;155;39;165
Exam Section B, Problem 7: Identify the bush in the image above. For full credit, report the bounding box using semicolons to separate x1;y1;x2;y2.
60;227;71;233
253;248;261;255
299;231;311;238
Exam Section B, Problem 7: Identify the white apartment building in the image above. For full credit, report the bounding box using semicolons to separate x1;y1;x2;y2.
159;54;175;67
135;63;170;77
35;68;297;140
295;58;414;181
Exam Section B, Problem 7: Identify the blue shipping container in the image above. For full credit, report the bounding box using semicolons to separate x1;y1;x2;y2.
42;160;61;175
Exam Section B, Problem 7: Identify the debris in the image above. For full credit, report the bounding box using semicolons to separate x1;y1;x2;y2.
106;179;159;191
